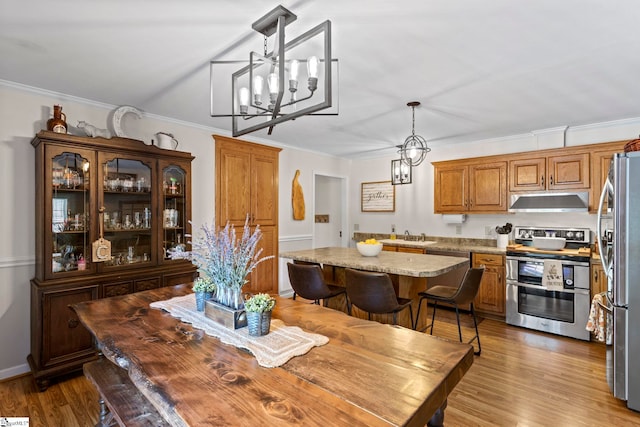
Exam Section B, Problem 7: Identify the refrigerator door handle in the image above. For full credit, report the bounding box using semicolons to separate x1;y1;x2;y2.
597;177;614;277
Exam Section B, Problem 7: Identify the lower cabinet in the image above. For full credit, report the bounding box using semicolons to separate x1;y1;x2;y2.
591;260;607;297
382;245;426;254
472;252;506;317
29;264;196;391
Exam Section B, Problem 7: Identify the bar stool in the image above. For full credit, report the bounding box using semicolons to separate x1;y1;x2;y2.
345;268;414;329
415;267;484;355
286;262;346;306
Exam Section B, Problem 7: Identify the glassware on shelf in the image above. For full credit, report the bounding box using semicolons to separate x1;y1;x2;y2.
163;209;178;228
143;207;151;229
122;176;134;192
127;246;135;263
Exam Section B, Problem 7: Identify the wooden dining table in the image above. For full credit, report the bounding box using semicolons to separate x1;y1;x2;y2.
280;247;470;329
72;284;474;427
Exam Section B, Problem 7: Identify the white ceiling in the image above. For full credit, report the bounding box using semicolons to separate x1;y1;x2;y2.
2;0;640;158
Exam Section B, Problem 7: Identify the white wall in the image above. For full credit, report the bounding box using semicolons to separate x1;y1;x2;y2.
349;122;640;241
0;81;349;379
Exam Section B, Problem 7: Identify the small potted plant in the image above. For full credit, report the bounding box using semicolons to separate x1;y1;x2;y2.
193;276;215;312
244;293;276;336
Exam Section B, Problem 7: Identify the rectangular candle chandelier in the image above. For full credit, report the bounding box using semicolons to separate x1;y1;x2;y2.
210;5;338;137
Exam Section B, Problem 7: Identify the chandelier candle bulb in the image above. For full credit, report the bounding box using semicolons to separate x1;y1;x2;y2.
253;75;263;105
307;56;319;91
268;72;279;108
239;87;250;114
289;59;299;92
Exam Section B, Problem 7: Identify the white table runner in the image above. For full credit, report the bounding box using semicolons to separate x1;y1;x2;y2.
150;294;329;368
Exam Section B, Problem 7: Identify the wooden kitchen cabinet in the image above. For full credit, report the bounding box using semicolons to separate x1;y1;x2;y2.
591;260;608;298
509;152;590;192
433;161;507;213
472;252;505;317
383;245;427;254
29;131;197;390
214;135;281;294
589;142;627;212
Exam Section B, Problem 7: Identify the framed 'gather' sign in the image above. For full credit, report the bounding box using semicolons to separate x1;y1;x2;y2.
361;181;395;212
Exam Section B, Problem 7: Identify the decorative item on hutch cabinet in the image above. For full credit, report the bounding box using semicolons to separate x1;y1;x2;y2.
29;131;197;391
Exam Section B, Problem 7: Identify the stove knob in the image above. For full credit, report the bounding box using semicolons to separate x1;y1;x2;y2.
567;231;574;238
575;232;583;240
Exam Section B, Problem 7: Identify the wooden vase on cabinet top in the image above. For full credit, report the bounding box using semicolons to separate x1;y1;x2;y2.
47;105;67;134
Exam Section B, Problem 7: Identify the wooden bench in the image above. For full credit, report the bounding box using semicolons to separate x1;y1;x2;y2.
83;358;170;427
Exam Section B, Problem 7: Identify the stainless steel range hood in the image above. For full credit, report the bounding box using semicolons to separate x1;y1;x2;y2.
509;192;589;213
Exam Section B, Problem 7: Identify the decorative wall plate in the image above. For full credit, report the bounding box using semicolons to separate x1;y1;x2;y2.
111;105;143;137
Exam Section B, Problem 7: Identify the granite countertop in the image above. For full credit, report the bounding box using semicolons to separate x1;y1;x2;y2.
279;247;469;277
354;232;506;255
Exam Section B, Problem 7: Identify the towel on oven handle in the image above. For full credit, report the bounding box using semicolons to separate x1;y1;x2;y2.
542;260;564;290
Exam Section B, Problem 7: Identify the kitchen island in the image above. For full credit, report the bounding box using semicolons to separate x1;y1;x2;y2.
72;284;474;427
279;247;469;329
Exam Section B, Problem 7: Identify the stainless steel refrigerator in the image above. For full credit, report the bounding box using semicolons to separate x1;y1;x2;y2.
597;150;640;412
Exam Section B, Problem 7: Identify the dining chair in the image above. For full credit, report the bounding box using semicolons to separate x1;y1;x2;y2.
415;267;485;355
344;268;414;329
286;262;346;306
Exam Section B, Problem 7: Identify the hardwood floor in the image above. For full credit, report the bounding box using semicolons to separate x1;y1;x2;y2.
1;317;639;426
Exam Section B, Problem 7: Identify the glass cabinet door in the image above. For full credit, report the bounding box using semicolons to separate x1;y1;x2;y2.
48;149;93;277
99;155;154;268
162;163;190;261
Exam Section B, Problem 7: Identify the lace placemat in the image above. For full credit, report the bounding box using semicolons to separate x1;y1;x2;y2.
150;294;329;368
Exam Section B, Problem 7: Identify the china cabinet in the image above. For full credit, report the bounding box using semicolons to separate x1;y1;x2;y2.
214;135;280;294
29;131;197;390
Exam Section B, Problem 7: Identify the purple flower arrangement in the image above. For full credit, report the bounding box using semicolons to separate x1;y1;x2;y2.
169;217;273;308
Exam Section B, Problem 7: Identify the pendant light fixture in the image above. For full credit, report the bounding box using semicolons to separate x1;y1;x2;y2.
398;101;430;167
391;159;412;185
210;5;338;137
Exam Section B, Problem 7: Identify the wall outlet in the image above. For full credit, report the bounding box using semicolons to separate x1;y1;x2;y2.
455;225;462;235
353;223;359;231
485;226;494;236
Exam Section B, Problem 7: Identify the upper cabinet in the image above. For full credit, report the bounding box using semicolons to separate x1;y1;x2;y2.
433;160;507;213
509;152;590;192
433;140;628;214
215;137;279;227
589;141;627;212
214;135;281;294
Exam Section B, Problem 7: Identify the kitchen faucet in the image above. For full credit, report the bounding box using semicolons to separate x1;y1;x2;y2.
420;233;426;242
404;230;410;239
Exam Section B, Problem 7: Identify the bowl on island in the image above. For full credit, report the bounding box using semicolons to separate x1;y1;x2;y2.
356;240;383;257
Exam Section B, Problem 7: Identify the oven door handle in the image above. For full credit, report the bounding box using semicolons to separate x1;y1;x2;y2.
506;256;589;267
506;281;590;295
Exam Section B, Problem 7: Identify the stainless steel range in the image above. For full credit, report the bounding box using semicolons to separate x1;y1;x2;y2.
506;226;592;341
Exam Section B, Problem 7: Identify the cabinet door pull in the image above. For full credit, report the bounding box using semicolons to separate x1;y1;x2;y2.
550;175;554;185
541;175;544;186
68;318;79;328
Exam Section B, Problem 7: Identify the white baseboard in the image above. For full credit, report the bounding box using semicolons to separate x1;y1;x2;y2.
0;363;30;381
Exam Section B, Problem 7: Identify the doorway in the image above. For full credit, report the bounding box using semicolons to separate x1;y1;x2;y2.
313;174;347;248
